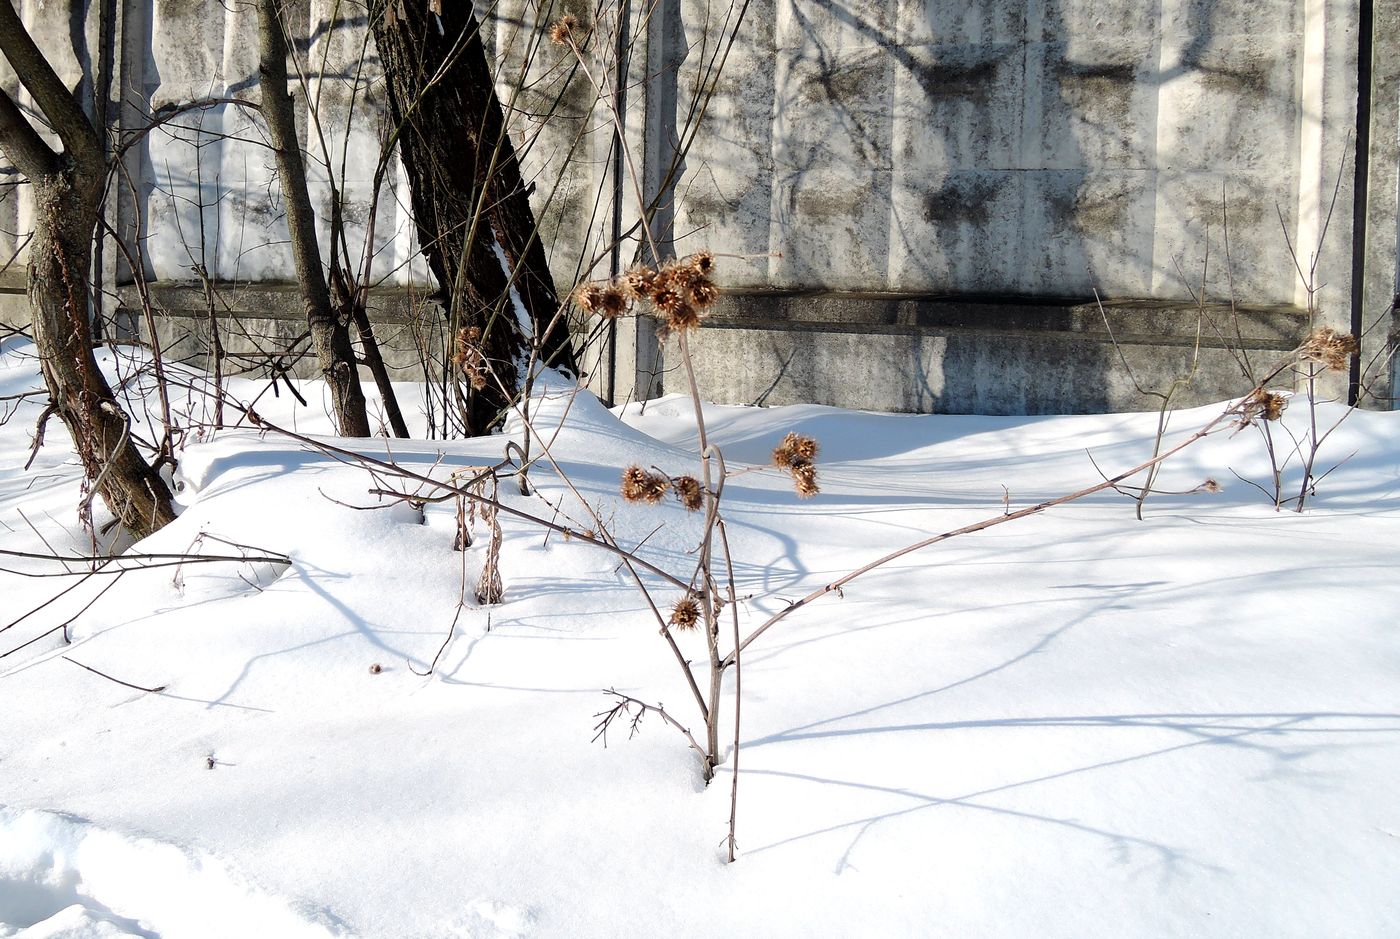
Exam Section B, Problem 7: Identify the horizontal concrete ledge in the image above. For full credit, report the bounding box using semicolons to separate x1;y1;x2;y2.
704;291;1309;351
685;291;1317;415
118;281;444;323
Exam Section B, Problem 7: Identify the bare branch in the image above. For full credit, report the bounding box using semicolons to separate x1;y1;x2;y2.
0;86;58;178
0;1;101;167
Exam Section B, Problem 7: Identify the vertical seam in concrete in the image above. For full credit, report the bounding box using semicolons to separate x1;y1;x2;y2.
1296;0;1327;308
1349;0;1373;402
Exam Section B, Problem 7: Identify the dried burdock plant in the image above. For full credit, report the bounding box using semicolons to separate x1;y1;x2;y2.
476;479;504;605
573;283;605;314
548;14;579;45
1236;389;1289;427
687;278;720;310
453;325;487;390
670;595;701;630
770;431;821;497
674;475;704;511
1299;326;1358;372
598;285;630;319
621;465;670;504
791;462;820;498
772;431;819;467
620;265;656;300
688;250;715;276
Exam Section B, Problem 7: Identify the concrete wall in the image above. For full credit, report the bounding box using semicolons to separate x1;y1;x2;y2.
1;0;1394;414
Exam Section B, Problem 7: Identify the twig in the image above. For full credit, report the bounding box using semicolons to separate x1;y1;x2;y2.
62;656;166;693
592;689;706;760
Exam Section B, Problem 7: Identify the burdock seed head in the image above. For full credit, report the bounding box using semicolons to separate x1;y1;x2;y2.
598;285;630;319
573;282;605;314
688;250;715;275
674;475;703;511
620;265;657;300
670;596;700;630
687;277;720;310
1299;326;1358;372
453;325;487;390
621;465;669;504
772;431;819;467
791;461;820;498
549;14;578;44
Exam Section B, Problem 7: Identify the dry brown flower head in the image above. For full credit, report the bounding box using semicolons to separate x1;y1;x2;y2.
1299;327;1358;372
549;14;578;45
687;277;719;310
453;325;488;390
791;462;820;498
674;475;703;511
573;283;605;314
598;286;630;319
620;265;657;300
621;465;669;504
772;431;819;467
1202;478;1221;493
688;251;715;275
670;596;700;630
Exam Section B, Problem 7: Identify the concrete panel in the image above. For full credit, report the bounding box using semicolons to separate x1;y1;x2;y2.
1032;0;1162;41
896;0;1025;46
1028;38;1160;170
674;0;777;286
1022;169;1158;296
891;43;1025;171
770;168;894;289
773;45;895;172
888;169;1026;292
776;0;896;51
1155;33;1303;173
687;316;1292;415
1150;171;1299;306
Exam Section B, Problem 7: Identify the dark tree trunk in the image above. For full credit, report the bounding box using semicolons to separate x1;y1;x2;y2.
0;3;176;538
28;172;178;537
256;0;372;438
371;1;576;435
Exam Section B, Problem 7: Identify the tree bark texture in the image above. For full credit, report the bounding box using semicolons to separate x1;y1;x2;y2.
371;1;577;435
0;1;176;538
256;0;372;437
26;173;178;537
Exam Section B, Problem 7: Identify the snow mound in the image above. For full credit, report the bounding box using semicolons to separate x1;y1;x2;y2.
0;808;350;939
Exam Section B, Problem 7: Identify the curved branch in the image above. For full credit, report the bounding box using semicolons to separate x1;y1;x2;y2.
0;0;101;167
0;86;58;178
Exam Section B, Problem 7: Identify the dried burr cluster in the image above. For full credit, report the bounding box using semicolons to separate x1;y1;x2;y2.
1235;326;1358;427
621;466;704;511
1299;326;1358;373
772;431;820;498
574;252;719;336
548;14;580;45
452;325;487;390
669;595;701;630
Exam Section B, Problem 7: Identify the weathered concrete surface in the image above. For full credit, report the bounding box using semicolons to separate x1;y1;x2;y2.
1;0;1392;415
686;292;1309;414
116;282;445;381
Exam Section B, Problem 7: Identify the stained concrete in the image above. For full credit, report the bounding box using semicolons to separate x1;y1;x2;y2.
0;0;1393;415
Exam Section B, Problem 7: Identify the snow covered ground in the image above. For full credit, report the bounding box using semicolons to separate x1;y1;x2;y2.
2;333;1399;937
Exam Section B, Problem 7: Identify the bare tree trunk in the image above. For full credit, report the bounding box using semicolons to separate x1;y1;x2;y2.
255;0;372;437
0;3;176;538
371;1;576;435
